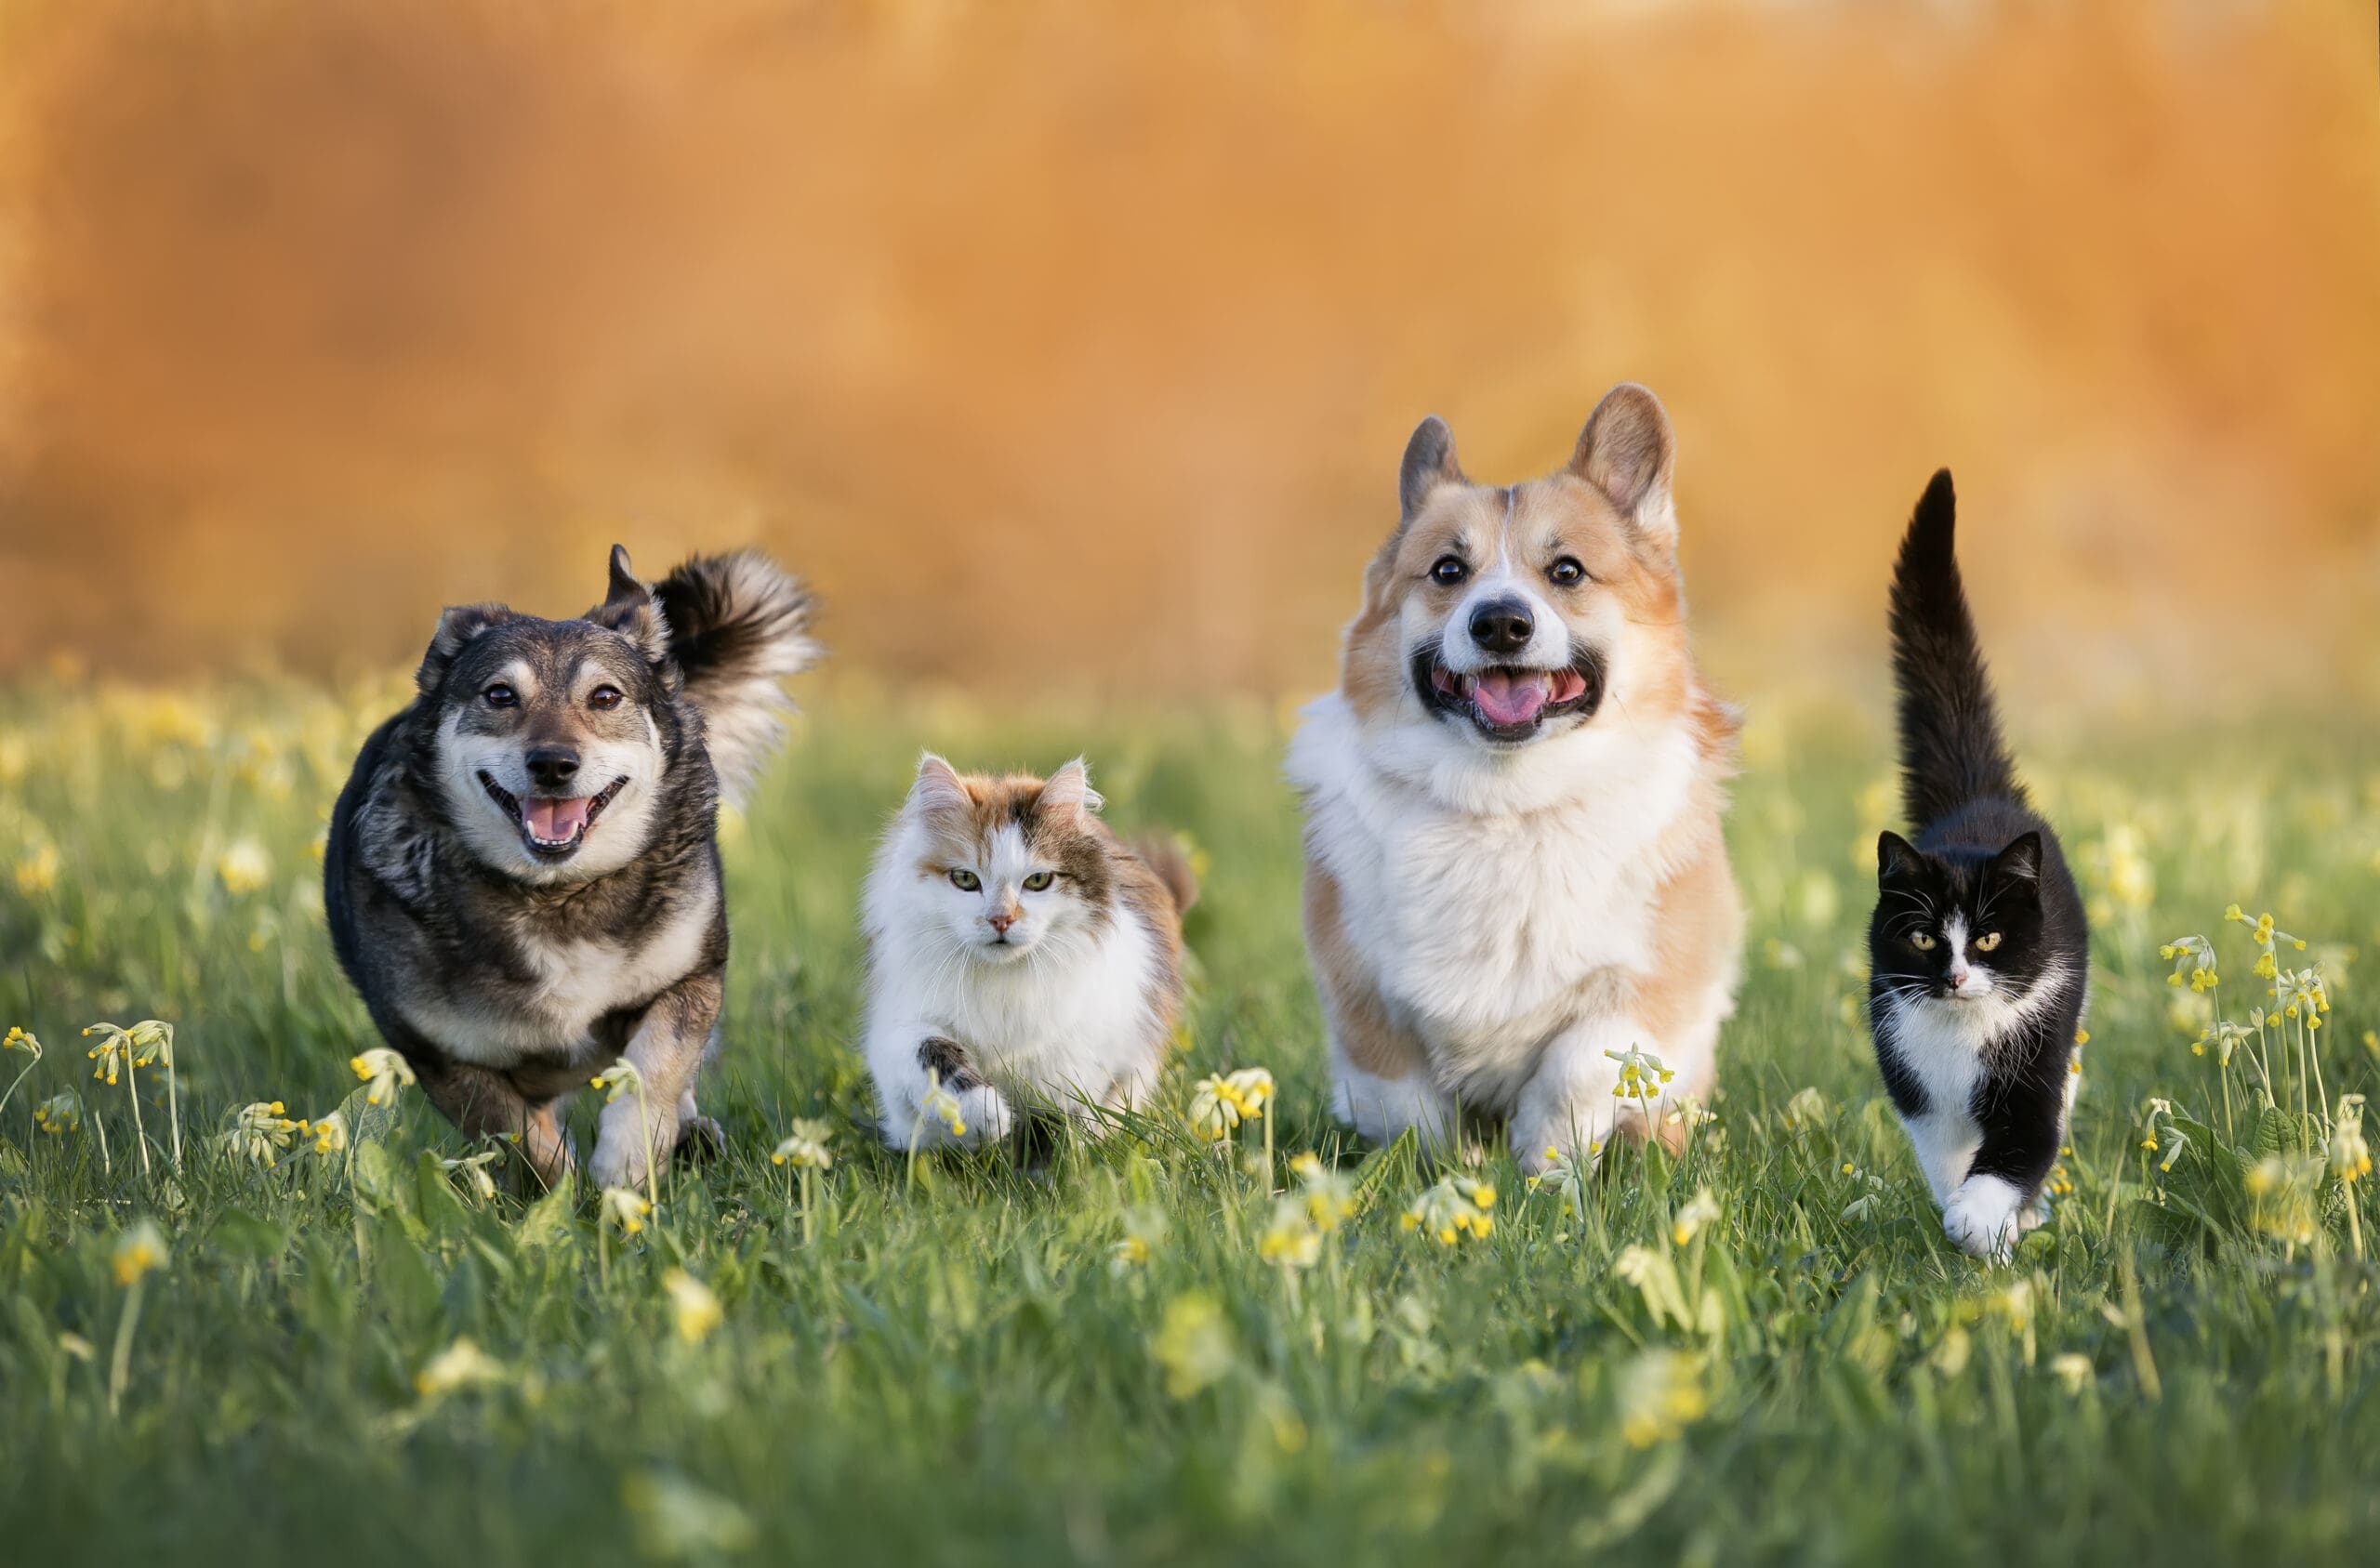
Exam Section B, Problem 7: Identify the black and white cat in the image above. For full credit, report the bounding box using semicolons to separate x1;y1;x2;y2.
1869;470;2087;1260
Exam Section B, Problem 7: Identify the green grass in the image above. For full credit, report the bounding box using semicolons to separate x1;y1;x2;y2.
1;681;2376;1565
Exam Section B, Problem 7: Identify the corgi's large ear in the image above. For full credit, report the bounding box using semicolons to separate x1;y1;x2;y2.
1569;383;1678;549
415;603;514;695
587;544;670;664
1037;758;1104;822
908;753;972;820
1399;415;1464;525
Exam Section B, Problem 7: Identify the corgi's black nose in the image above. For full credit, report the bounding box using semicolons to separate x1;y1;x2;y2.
1468;598;1535;656
525;747;581;791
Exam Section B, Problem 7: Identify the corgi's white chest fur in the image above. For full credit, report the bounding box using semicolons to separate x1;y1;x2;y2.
1290;694;1697;1100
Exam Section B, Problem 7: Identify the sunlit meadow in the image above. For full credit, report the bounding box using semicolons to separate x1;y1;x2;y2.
2;676;2377;1563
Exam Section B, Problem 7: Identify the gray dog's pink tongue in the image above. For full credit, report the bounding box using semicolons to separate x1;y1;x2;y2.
523;797;592;843
1474;670;1551;726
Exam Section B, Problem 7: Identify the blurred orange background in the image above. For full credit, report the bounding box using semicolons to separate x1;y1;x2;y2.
0;0;2373;712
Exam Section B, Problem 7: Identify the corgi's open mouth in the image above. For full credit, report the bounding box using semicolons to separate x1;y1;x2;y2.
478;772;628;858
1413;644;1605;744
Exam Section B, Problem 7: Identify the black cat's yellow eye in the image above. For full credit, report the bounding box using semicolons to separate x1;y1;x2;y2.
948;869;981;891
1910;931;1937;952
1975;931;2003;952
1023;872;1054;891
1429;556;1468;586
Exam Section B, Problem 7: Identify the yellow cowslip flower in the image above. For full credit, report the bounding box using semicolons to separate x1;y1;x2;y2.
664;1270;723;1345
1112;1205;1169;1272
350;1048;416;1107
771;1118;835;1170
919;1081;967;1140
1604;1045;1673;1100
2331;1097;2372;1185
1184;1074;1242;1142
84;1028;128;1087
13;842;60;896
228;1100;303;1167
1223;1067;1276;1121
2;1025;39;1057
216;838;273;897
1401;1176;1495;1245
112;1219;167;1287
33;1091;80;1135
415;1337;506;1399
1290;1153;1357;1232
443;1149;504;1203
590;1060;646;1102
1150;1293;1236;1400
2050;1353;2094;1396
2244;1154;2322;1246
1617;1350;1708;1448
1257;1197;1322;1271
307;1110;349;1158
1671;1188;1721;1248
601;1185;654;1235
1528;1146;1593;1219
2159;934;2217;992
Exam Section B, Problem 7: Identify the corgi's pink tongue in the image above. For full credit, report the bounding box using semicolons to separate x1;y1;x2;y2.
1473;670;1550;726
523;797;591;843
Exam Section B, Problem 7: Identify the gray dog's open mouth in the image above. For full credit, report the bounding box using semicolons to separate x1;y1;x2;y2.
478;772;628;857
1410;643;1605;744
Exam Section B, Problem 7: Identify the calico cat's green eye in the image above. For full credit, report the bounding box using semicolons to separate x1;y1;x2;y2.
1023;872;1054;891
1975;931;2003;952
1909;931;1937;952
948;869;981;891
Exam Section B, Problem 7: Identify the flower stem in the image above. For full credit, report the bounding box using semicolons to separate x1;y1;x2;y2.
108;1277;145;1418
124;1061;152;1179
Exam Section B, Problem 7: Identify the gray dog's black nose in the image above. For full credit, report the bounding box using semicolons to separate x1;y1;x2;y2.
1468;598;1535;656
525;747;581;791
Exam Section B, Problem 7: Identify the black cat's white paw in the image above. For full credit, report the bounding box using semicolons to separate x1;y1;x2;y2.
1943;1175;2029;1260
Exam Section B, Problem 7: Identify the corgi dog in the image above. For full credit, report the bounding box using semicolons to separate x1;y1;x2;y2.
1288;385;1742;1174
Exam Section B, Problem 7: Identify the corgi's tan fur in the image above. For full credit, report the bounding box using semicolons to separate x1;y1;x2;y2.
1288;384;1742;1173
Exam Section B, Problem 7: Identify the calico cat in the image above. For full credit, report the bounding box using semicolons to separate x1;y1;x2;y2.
1869;470;2087;1260
859;756;1197;1150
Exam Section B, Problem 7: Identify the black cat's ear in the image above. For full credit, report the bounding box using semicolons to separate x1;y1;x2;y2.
1877;831;1925;884
1990;832;2044;887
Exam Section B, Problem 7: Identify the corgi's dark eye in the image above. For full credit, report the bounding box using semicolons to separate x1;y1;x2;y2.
1430;557;1468;586
1548;557;1586;586
483;684;517;708
948;869;981;891
588;685;623;711
1023;872;1054;891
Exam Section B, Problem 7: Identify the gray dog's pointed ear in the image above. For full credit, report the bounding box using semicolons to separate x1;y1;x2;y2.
587;543;670;663
1399;415;1464;523
416;602;514;695
1569;383;1678;548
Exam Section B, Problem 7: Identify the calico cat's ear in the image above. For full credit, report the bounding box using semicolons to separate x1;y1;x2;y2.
908;754;973;820
1038;758;1105;822
1877;831;1926;884
1569;383;1678;549
1990;832;2043;888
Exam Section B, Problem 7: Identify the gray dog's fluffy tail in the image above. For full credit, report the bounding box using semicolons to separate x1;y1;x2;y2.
654;550;819;805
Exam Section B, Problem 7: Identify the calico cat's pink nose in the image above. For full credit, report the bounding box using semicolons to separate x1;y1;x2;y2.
988;909;1016;934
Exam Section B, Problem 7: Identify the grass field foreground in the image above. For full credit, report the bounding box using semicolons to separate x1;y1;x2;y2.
1;677;2375;1563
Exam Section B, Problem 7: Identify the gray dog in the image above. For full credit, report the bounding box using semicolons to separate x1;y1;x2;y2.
325;546;815;1190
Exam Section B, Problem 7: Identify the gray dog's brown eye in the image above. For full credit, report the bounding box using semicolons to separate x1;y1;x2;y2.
1430;557;1468;586
483;684;517;708
1549;557;1586;586
588;685;623;711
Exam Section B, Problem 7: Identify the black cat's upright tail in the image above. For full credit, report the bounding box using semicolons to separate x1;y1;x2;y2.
1889;469;2022;826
